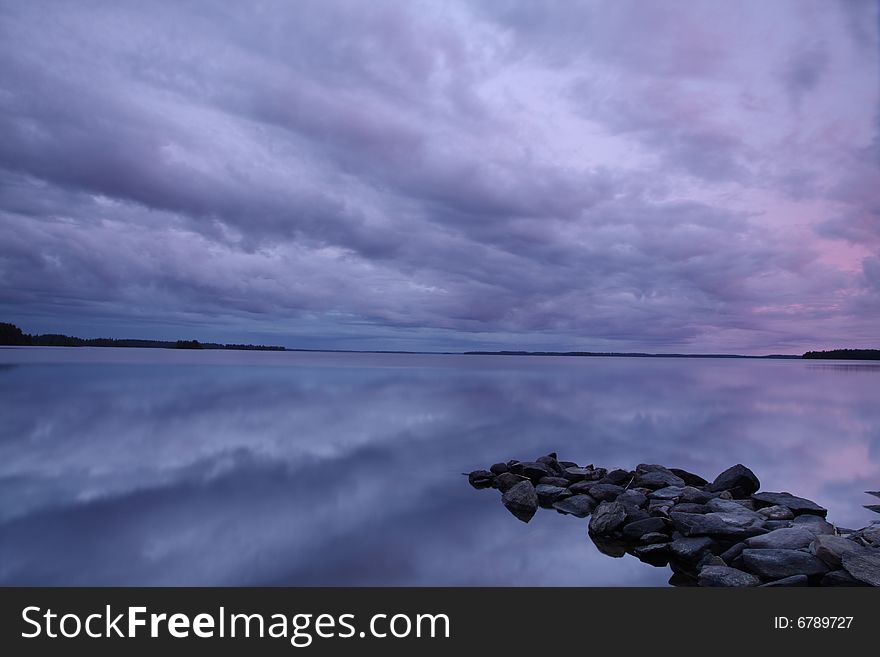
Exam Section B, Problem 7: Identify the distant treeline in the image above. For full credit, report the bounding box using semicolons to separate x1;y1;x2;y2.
802;349;880;360
464;350;799;359
0;322;286;351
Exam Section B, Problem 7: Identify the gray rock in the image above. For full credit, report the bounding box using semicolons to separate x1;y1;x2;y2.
669;536;716;562
648;500;674;517
640;532;671;544
810;534;867;568
562;466;594;482
623;507;652;524
698;554;726;569
679;486;716;504
494;472;527;493
752;492;827;517
467;470;495;488
698;565;761;587
670;511;765;539
617;489;648;509
536;455;564;475
760;575;809;587
635;470;686;490
535;484;572;507
622;517;670;539
731;499;758;512
763;520;794;530
669;468;709;487
672;503;709;514
589;500;628;534
501;480;539;523
588;483;626;502
861;525;880;546
509;461;557;482
719;542;746;565
757;505;794;520
708;464;760;497
820;569;871;587
649;486;686;501
841;550;880;586
792;514;835;535
537;476;570;487
741;548;829;579
489;462;508;475
746;527;816;550
598;469;632;486
552;494;596;518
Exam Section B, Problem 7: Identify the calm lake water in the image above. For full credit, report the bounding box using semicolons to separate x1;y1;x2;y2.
1;347;878;586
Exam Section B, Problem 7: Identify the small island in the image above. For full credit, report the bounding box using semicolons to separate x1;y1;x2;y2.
803;349;880;360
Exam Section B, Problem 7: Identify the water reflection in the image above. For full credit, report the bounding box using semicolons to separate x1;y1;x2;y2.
0;349;878;585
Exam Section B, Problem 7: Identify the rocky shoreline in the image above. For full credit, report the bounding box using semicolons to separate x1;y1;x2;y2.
467;455;880;586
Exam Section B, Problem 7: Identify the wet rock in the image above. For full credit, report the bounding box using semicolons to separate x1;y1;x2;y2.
708;464;760;498
640;532;671;544
760;575;809;587
670;511;765;539
617;489;648;509
501;480;539;523
757;505;794;520
741;549;829;579
489;462;508;475
752;492;827;517
669;536;716;562
810;534;867;568
535;484;572;507
820;569;871;587
746;527;816;550
538;476;572;487
552;494;596;518
588;483;625;502
598;469;632;486
623;507;652;525
698;565;761;587
467;470;495;488
494;472;527;493
669;468;709;487
622;517;670;539
635;470;686;490
510;461;557;482
649;486;686;501
589;500;627;534
672;503;709;514
841;551;880;586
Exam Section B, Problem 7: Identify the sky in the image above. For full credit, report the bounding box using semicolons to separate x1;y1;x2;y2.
0;0;878;353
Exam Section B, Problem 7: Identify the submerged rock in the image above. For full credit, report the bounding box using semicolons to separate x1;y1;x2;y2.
501;480;539;523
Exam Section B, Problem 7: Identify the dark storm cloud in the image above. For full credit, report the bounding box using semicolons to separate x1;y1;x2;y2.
0;0;877;351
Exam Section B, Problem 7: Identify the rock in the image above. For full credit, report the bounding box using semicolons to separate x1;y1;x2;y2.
763;520;794;530
741;549;829;579
861;525;880;546
489;462;508;475
757;505;794;520
635;470;686;490
719;542;746;565
589;500;627;534
648;500;674;517
698;565;761;587
810;535;867;568
731;499;757;512
640;532;671;544
598;469;632;486
792;514;835;535
622;517;670;539
552;494;596;518
867;491;880;499
669;536;716;562
509;461;557;482
841;551;880;586
590;534;629;558
562;466;593;482
820;569;871;587
633;543;670;565
679;487;716;504
760;575;809;587
588;483;625;502
649;486;686;501
467;470;495;488
535;484;572;507
745;527;816;550
623;507;652;524
538;476;571;487
617;489;648;509
865;505;880;514
501;480;539;523
708;464;760;498
536;455;564;475
672;503;709;514
698;554;726;568
752;492;827;517
494;472;527;493
670;511;765;539
669;468;709;487
558;460;578;469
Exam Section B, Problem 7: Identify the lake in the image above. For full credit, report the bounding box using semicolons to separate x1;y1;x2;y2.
1;347;878;586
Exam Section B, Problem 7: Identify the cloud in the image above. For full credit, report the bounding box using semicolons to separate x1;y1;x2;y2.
0;0;878;352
